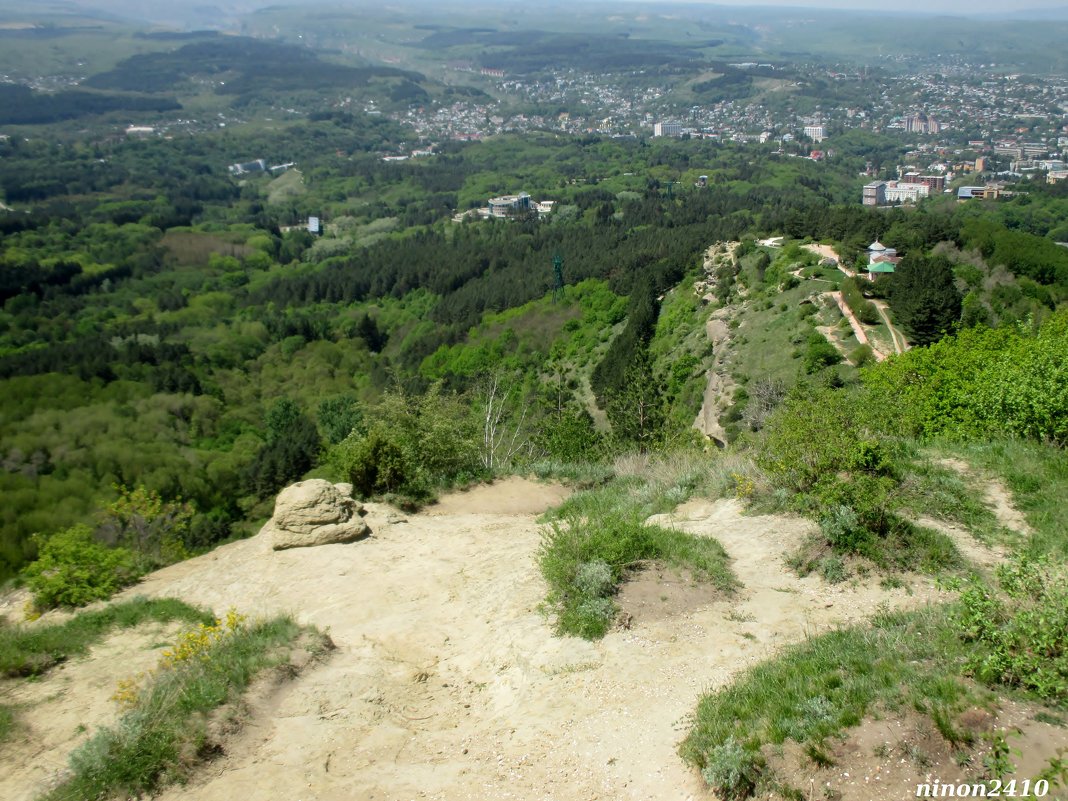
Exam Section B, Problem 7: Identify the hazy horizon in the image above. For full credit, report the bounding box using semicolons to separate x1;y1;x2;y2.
46;0;1068;21
665;0;1068;14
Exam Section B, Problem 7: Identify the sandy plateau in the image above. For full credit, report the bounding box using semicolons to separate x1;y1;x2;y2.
1;476;1027;801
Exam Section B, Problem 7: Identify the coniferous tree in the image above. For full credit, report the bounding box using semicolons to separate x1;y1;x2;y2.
889;253;962;346
245;399;321;497
604;349;665;452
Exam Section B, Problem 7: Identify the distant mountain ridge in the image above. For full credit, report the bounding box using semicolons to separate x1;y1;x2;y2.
975;4;1068;19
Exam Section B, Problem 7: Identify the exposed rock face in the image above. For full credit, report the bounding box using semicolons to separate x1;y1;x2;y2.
693;370;732;447
265;480;370;551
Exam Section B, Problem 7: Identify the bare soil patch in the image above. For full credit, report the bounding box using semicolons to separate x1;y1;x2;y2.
616;564;725;625
762;703;1068;801
0;622;182;801
915;516;1008;570
425;476;569;516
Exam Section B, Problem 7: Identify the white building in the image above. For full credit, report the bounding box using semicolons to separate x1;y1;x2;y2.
862;181;887;206
653;121;683;137
883;182;930;204
228;159;268;176
488;193;533;218
803;125;826;143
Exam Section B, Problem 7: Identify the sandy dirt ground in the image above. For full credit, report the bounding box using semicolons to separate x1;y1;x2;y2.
3;471;1027;801
801;243;839;264
118;481;952;801
0;622;183;801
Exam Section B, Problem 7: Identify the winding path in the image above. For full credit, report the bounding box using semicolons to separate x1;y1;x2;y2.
872;299;908;355
826;291;888;361
807;243;909;357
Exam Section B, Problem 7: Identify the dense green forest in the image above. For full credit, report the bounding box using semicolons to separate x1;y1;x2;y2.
0;85;181;126
1;111;1067;583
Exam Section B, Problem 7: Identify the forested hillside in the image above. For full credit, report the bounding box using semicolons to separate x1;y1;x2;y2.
2;113;1067;583
3;19;1068;797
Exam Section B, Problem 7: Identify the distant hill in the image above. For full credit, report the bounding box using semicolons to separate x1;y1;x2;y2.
975;5;1068;20
0;83;180;125
85;36;426;96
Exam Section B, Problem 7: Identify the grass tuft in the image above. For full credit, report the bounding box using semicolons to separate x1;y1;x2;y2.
540;450;739;638
0;703;13;745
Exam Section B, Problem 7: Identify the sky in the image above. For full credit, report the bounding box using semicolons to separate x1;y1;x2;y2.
658;0;1068;14
55;0;1068;20
653;0;1063;12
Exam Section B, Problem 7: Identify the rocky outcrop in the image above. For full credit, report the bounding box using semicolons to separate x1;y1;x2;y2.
264;480;370;551
693;370;733;446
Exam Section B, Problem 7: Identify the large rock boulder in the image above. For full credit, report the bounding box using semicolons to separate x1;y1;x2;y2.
265;479;370;551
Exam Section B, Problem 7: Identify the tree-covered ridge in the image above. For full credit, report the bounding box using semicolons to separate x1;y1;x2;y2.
85;37;426;96
0;85;181;127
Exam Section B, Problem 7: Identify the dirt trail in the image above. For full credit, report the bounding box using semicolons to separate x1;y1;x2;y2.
49;479;938;801
826;291;887;361
0;622;183;801
801;243;839;264
912;458;1033;565
873;299;909;354
828;259;909;356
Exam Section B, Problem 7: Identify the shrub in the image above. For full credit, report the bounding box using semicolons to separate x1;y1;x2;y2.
533;408;604;462
819;505;867;552
840;276;880;325
566;596;617;638
574;559;613;598
330;384;483;502
96;485;194;570
849;344;875;367
701;737;764;800
22;525;138;610
956;556;1068;701
343;424;415;497
758;383;869;493
817;555;849;584
802;332;841;373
